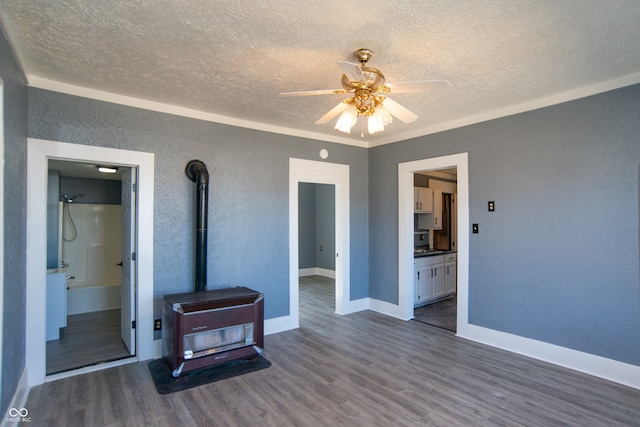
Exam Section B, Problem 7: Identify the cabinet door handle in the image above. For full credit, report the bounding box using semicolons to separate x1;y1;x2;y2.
417;271;420;280
419;202;422;210
446;266;449;274
430;268;433;277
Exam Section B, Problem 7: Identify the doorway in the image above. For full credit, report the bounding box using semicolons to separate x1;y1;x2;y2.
398;153;469;337
298;183;336;325
289;158;350;330
26;138;155;386
412;168;458;332
45;160;134;374
0;80;4;399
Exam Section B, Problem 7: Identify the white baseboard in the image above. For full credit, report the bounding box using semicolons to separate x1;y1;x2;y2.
341;298;369;315
149;296;639;390
368;297;411;321
264;315;296;335
298;268;335;278
1;369;29;427
461;324;640;390
368;298;640;390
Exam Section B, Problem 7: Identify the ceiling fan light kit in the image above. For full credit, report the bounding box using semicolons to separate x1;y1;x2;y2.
279;48;451;137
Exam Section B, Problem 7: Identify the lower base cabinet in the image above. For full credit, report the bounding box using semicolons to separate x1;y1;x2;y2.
444;253;457;295
414;253;457;307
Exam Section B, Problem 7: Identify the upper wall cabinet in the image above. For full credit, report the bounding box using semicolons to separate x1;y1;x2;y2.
414;187;433;213
432;189;442;230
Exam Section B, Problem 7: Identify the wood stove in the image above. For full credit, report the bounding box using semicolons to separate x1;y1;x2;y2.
161;160;265;377
162;286;264;377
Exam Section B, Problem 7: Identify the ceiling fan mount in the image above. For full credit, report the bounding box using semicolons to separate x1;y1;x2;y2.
340;49;386;92
354;48;373;64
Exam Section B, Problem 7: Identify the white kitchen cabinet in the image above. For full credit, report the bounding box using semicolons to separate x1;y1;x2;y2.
444;253;457;295
432;189;442;230
415;264;431;305
414;187;433;213
414;255;445;307
431;264;445;299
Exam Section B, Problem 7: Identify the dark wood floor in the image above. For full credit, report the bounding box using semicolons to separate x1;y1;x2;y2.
413;296;457;332
46;309;131;374
28;276;640;426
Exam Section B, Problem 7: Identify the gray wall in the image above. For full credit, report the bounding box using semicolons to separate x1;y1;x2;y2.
315;184;335;270
369;84;640;365
298;183;336;270
298;183;316;269
28;88;370;322
59;176;122;205
47;170;60;269
0;26;28;416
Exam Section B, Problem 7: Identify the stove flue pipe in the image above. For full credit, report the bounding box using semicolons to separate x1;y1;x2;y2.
185;160;209;292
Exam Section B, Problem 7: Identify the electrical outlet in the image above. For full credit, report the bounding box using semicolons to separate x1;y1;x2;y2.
154;319;162;331
488;201;495;212
472;224;479;234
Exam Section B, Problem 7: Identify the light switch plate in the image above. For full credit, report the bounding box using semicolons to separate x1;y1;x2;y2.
472;224;479;233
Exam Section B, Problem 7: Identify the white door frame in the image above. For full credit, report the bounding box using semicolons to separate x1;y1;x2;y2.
120;168;136;354
26;138;155;385
0;80;4;397
289;158;350;327
398;153;470;337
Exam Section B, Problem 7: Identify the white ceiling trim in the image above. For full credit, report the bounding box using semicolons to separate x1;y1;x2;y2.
28;71;640;149
27;75;368;149
368;71;640;148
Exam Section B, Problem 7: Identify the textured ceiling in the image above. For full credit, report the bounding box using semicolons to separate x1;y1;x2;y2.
1;0;640;147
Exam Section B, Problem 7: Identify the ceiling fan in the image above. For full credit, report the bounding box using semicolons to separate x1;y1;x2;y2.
279;49;451;136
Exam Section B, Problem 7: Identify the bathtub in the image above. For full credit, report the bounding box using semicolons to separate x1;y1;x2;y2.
67;282;121;315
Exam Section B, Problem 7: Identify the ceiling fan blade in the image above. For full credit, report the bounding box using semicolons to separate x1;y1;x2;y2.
382;97;418;123
278;89;344;97
337;61;364;82
315;102;348;125
384;79;452;94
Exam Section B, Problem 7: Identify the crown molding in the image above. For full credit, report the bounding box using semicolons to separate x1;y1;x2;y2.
27;76;368;148
28;71;640;149
368;71;640;148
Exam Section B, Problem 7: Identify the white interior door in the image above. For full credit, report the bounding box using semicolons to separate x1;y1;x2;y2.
121;168;136;355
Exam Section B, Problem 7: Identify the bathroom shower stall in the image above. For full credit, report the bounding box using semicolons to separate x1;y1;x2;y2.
48;172;125;315
60;196;123;314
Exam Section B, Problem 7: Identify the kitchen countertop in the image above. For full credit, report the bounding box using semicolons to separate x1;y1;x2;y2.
414;250;457;258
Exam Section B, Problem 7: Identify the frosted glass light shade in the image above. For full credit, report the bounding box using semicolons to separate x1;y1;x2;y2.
335;104;357;133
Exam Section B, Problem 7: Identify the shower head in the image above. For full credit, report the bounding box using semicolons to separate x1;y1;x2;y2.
60;194;86;203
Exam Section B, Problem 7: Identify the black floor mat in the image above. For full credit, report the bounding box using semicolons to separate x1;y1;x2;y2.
148;356;271;394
